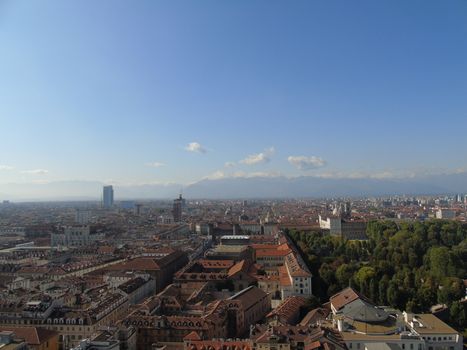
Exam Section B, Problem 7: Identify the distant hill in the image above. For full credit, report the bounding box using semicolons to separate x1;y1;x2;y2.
183;174;457;198
1;172;467;201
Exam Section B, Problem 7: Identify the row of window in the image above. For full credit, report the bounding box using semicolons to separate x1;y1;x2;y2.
350;340;454;350
423;336;453;342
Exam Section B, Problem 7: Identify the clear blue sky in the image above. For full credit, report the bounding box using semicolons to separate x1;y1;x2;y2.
1;0;466;185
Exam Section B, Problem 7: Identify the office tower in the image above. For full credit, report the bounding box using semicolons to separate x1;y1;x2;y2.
172;194;183;223
103;185;114;209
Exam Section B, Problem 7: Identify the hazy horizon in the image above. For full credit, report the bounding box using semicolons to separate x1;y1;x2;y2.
2;170;467;201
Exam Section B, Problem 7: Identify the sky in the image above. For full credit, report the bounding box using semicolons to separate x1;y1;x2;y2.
1;0;466;186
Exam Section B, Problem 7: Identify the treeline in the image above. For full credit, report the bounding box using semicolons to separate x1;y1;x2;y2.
286;220;467;331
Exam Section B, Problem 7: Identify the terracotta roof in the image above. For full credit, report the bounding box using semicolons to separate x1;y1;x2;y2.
330;287;361;311
186;339;252;350
266;296;307;325
228;286;268;311
300;307;330;326
256;249;290;258
284;252;311;278
306;341;322;350
228;260;249;277
184;330;202;341
251;244;279;249
279;265;291;286
110;257;160;271
0;327;57;345
199;259;235;269
251;324;346;350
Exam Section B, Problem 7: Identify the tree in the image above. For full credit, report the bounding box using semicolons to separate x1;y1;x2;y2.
438;277;464;305
286;219;467;323
416;283;437;309
355;266;375;291
335;264;356;289
449;301;466;330
319;263;336;287
426;246;451;279
378;275;390;305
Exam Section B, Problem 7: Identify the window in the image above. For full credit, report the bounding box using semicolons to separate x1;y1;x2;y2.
357;343;360;349
402;344;405;349
349;344;352;349
410;344;413;349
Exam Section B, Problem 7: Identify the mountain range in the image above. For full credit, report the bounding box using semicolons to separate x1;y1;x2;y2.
1;172;467;201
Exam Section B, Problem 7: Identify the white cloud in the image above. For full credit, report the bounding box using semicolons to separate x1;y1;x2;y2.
185;142;207;153
240;147;275;165
288;155;326;170
0;165;14;171
224;161;236;168
204;170;226;180
145;162;166;168
21;169;49;175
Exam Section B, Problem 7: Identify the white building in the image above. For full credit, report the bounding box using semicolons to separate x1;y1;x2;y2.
51;226;104;247
404;312;463;350
75;209;91;225
319;215;342;235
435;209;456;219
329;288;463;350
0;227;25;236
282;252;313;299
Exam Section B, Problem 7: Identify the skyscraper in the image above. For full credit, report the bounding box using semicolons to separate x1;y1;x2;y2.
172;194;184;223
103;185;114;209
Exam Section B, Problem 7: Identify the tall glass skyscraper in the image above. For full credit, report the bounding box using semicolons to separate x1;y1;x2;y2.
103;185;114;209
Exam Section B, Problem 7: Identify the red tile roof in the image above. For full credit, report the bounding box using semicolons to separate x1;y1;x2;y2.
266;296;307;325
329;287;361;311
0;327;57;345
184;331;202;341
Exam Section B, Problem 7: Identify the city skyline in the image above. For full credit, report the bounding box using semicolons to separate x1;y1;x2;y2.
1;1;467;188
0;2;465;347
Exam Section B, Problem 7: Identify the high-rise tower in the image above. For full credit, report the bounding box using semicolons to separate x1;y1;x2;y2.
103;185;114;209
172;194;184;222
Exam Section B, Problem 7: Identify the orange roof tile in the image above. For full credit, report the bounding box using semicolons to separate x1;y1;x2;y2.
184;331;202;341
0;327;57;345
329;287;361;311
